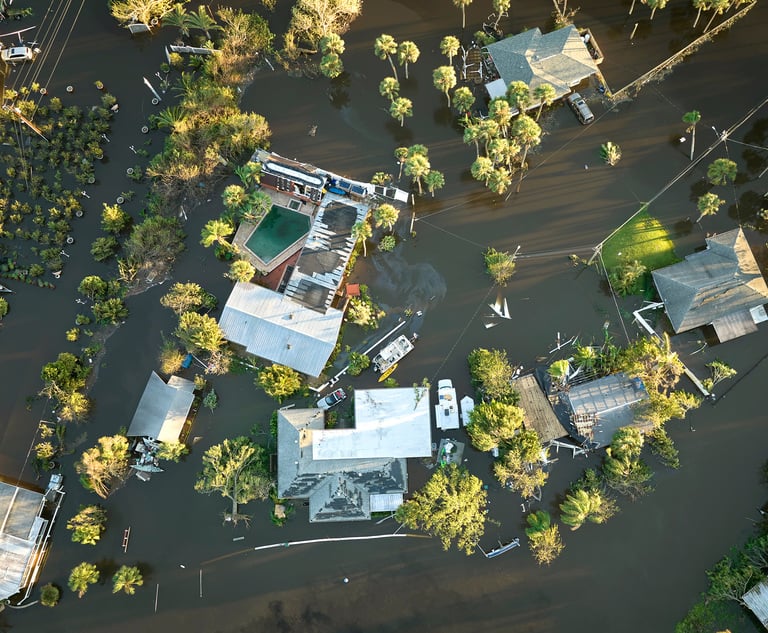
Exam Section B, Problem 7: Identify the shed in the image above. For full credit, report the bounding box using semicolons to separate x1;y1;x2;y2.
514;373;567;443
744;579;768;630
126;372;195;443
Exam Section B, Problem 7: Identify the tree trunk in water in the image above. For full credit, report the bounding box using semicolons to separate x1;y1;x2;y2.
650;6;657;19
689;126;696;162
516;148;529;194
404;63;409;80
629;0;636;14
461;7;466;29
388;57;398;81
704;10;719;31
693;6;702;27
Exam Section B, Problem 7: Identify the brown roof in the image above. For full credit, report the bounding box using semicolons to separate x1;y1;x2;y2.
514;373;565;443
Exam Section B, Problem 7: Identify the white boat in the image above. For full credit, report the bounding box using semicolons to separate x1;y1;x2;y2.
460;395;475;427
488;293;511;319
373;334;414;373
483;538;521;559
435;379;460;430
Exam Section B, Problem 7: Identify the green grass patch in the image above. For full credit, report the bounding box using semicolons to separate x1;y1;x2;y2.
602;207;679;271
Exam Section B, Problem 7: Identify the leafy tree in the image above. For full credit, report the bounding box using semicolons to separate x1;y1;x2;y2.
226;259;256;283
696;192;725;222
439;35;460;65
194;436;272;521
397;41;420;79
41;352;90;394
396;464;487;555
433;66;457;107
706;554;763;606
484;247;516;285
58;391;91;423
347;351;370;376
124;215;185;269
559;488;616;530
682;110;701;161
374;34;398;79
101;203;132;234
390;97;413;127
638;390;701;426
703;359;736;392
40;583;60;607
175;311;226;353
533;83;556;120
75;435;131;499
161;282;217;315
351;219;373;256
453;86;475;115
707;158;737;186
452;0;473;28
646;426;680;469
200;218;235;249
66;505;108;545
320;52;344;78
155;441;189;462
92;298;128;324
112;565;144;595
547;359;570;388
572;343;598;370
203;388;219;412
91;236;120;262
78;275;109;301
620;333;683;392
0;297;7;320
467;348;515;402
466;401;524;451
68;562;100;598
222;184;248;214
284;0;361;54
609;259;647;295
379;235;396;252
379;77;400;102
109;0;178;25
424;170;445;197
525;511;564;565
257;364;302;402
602;427;653;498
374;204;400;232
493;448;548;499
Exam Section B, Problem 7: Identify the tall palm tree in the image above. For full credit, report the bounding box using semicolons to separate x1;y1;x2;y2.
374;34;399;80
200;218;234;248
320;53;344;79
374;203;400;232
692;0;712;28
319;33;345;56
706;158;737;185
351;220;372;257
439;35;460;66
452;0;473;28
405;153;431;195
487;138;510;167
506;80;531;113
397;41;420;80
491;0;511;30
186;5;222;39
643;0;668;20
69;562;99;598
154;105;187;132
682;110;701;161
488;167;512;195
452;86;476;115
704;0;729;30
163;3;192;37
394;147;408;181
463;121;481;157
533;83;557;121
389;97;413;127
696;192;725;222
379;77;400;102
424;170;445;197
511;114;542;193
477;118;501;155
471;156;495;185
112;565;144;595
433;66;457;107
488;97;512;137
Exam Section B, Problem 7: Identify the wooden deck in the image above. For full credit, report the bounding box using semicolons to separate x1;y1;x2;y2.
514;373;566;443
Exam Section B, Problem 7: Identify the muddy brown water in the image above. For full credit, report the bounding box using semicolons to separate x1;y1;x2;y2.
2;1;768;631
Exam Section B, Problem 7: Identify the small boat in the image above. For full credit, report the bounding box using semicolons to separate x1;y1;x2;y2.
0;283;12;293
483;538;521;559
378;363;398;382
373;334;414;373
435;379;460;430
132;463;164;473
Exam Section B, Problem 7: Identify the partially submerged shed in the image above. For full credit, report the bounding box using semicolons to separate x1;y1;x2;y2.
126;372;195;443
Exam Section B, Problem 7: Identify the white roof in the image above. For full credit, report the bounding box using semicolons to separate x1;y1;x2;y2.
312;388;432;460
126;372;195;443
486;78;507;100
219;282;344;377
370;493;404;513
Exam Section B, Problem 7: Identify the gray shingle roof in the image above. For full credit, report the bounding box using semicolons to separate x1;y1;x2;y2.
219;282;343;377
485;25;598;102
126;372;195;443
651;228;768;334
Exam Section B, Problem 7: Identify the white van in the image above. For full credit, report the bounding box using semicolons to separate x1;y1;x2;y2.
566;92;594;125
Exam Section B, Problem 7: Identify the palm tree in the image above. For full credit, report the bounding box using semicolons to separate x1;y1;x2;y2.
397;41;420;80
548;359;570;387
560;489;606;530
707;158;737;185
405;153;431;195
488;97;512;137
643;0;668;20
163;3;192;37
471;156;495;185
704;0;729;31
389;97;413;127
488;167;512;195
351;220;372;257
320;53;344;79
235;161;261;188
222;184;247;214
433;66;457;107
424;170;445;197
452;86;476;116
533;83;557;121
696;192;725;222
463;121;481;157
319;33;345;55
692;0;712;28
200;218;234;248
572;343;597;370
491;0;511;30
374;34;399;80
226;259;256;283
186;5;222;39
600;142;622;166
374;203;400;232
394;147;409;181
511;114;541;193
379;77;400;102
439;35;460;66
476;118;501;155
452;0;473;28
154;106;187;132
525;510;552;538
487;138;510;166
682;110;702;161
112;565;144;595
506;80;531;113
69;562;99;598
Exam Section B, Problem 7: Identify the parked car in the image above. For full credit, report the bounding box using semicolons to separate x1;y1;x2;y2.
566;92;594;125
317;388;347;410
0;45;39;63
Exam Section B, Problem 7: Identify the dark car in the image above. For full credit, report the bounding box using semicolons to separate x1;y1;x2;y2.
316;388;347;410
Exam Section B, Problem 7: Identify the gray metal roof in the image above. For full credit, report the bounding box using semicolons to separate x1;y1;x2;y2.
0;482;46;601
485;25;598;103
126;372;195;443
219;282;343;377
652;228;768;335
744;579;768;628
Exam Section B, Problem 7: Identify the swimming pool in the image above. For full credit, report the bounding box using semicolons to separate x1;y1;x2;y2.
244;205;310;264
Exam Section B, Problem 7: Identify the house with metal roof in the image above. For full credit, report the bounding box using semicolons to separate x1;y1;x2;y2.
743;579;768;630
277;388;431;522
483;25;599;103
651;228;768;342
0;476;65;604
126;372;195;443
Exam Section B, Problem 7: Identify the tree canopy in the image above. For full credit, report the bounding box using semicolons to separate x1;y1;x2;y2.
75;435;131;499
175;311;226;353
525;510;564;565
256;364;302;402
467;347;516;402
161;282;217;315
466;400;524;451
113;565;144;595
396;464;487;555
66;505;108;545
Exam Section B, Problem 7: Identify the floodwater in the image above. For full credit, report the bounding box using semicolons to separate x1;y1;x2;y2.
2;0;768;632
